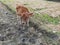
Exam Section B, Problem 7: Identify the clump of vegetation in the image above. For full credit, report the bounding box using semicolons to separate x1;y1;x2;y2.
41;14;60;24
33;8;47;11
34;13;60;25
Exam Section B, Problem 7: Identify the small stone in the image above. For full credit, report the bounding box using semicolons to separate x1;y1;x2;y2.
28;27;35;34
38;33;42;37
18;28;21;30
22;38;26;42
40;43;43;45
29;38;36;44
53;31;57;33
4;11;8;14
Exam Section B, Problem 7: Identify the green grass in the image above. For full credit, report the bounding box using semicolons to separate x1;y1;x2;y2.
41;14;60;24
0;0;14;3
0;0;15;11
33;13;60;25
33;8;47;11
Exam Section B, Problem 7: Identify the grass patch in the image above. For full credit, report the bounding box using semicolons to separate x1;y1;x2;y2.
0;0;15;12
41;14;60;24
33;13;60;25
34;8;47;11
29;7;60;25
24;3;29;5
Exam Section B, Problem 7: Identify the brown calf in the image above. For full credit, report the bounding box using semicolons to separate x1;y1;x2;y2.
16;4;33;27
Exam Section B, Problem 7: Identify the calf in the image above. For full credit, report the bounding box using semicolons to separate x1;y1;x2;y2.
16;4;33;27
